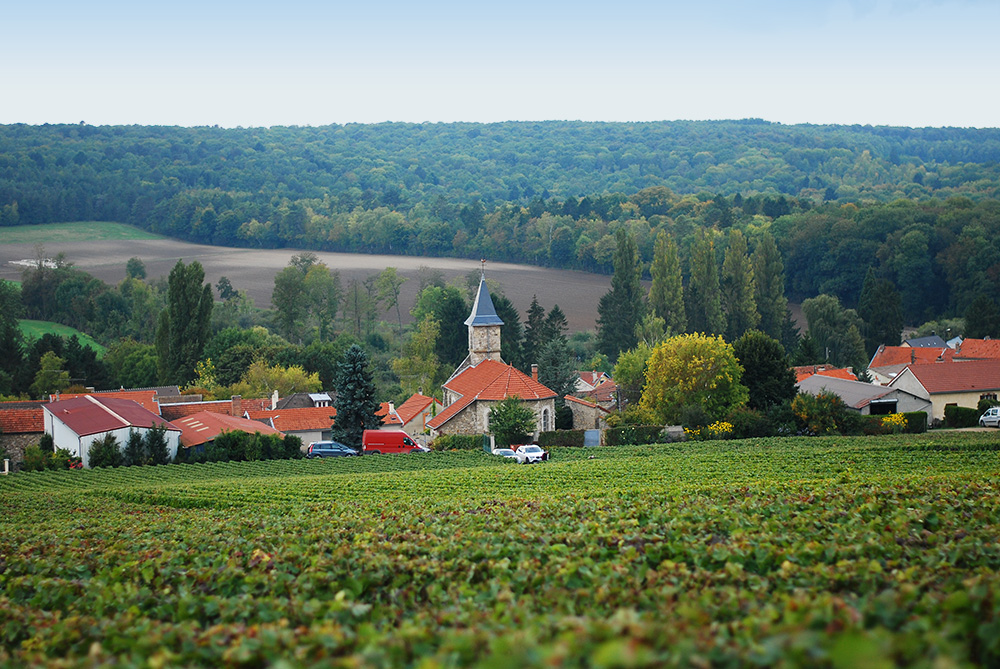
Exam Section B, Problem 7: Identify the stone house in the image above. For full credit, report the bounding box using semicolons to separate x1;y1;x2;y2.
428;272;556;440
0;401;46;471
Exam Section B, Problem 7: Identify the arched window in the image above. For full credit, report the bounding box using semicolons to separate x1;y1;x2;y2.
541;408;550;432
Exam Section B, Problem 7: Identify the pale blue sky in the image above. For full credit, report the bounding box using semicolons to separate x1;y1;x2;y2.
2;0;997;128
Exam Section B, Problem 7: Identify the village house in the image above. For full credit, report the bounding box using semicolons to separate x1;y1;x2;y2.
0;400;46;470
395;392;444;437
797;374;931;418
887;359;1000;423
43;395;181;468
172;411;285;455
427;272;556;440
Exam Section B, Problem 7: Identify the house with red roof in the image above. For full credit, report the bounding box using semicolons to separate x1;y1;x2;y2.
377;402;403;429
887;359;1000;422
578;379;619;411
159;396;272;422
52;389;162;414
43;396;181;468
793;365;860;384
953;338;1000;361
427;272;556;439
575;371;612;394
395;393;444;437
0;400;46;470
565;395;610;430
867;345;952;385
245;406;337;447
172;411;284;451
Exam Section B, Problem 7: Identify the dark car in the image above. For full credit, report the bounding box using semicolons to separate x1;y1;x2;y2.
306;441;359;458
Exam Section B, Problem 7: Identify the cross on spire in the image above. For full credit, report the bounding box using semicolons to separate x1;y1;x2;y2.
480;258;486;279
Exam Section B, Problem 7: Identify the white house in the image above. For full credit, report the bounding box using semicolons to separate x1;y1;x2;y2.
43;395;181;468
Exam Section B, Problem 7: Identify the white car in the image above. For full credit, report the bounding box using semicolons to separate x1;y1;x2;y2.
980;407;1000;427
492;448;518;460
514;444;549;464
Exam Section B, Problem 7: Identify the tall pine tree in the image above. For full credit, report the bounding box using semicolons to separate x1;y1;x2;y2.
596;228;645;361
331;344;382;450
649;231;686;334
522;295;547;369
686;230;724;336
721;229;759;342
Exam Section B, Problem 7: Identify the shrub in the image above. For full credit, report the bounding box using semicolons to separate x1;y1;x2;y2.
726;406;774;438
38;433;54;453
791;392;851;436
432;434;487;451
21;446;49;472
944;405;980;428
881;413;907;434
977;398;1000;413
605;425;664;446
538;430;585;448
89;434;123;468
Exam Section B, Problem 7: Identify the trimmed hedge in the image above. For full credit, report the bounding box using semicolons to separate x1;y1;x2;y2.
605;425;664;446
944;405;980;428
903;411;928;433
538;430;586;448
432;434;487;451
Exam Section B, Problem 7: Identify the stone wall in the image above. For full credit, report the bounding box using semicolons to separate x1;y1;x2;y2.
1;433;41;472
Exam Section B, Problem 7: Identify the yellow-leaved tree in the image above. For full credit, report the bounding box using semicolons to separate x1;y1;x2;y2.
639;333;749;425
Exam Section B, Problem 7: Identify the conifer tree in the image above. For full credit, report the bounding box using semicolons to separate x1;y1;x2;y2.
596;228;645;361
649;231;686;334
522;295;547;368
721;229;759;342
331;344;382;450
686;230;724;336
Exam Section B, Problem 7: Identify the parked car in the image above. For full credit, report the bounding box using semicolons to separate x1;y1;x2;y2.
980;407;1000;427
362;430;429;454
514;444;549;464
492;448;518;460
306;441;359;458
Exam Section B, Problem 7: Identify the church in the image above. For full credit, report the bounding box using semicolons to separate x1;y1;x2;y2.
427;271;556;440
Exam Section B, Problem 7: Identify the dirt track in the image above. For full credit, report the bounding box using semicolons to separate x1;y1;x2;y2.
0;239;613;332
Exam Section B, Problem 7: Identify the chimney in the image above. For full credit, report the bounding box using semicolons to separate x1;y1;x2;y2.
389;402;395;414
531;364;539;382
272;389;279;410
231;395;242;417
911;350;915;364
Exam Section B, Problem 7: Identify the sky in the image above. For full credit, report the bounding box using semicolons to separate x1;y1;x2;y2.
2;0;998;129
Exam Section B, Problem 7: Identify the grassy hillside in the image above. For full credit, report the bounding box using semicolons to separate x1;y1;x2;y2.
19;319;107;356
0;221;160;245
3;435;999;666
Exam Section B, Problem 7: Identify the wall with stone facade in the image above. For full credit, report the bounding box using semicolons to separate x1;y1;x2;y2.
1;433;42;472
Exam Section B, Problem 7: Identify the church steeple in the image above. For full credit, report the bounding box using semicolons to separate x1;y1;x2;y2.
465;262;503;365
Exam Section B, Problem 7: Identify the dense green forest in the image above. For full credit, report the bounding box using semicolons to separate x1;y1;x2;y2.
4;120;1000;374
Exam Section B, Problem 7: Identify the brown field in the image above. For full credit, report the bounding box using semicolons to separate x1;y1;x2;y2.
0;238;614;332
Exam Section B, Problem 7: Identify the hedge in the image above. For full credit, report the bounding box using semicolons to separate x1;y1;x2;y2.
944;405;980;428
432;434;487;451
538;430;586;448
902;411;928;433
604;425;664;446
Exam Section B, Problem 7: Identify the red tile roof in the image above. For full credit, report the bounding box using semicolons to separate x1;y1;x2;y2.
0;402;45;434
793;366;859;383
868;346;951;370
395;393;438;426
585;379;619;404
428;360;556;429
245;406;337;433
900;359;1000;394
44;396;178;437
955;339;1000;360
565;395;609;412
377;402;402;426
173;411;283;448
160;398;271;421
54;390;160;414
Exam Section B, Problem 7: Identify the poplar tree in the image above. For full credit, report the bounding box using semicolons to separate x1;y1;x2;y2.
857;267;903;355
721;229;759;342
596;228;645;361
752;232;791;345
522;295;547;368
649;231;686;334
686;230;724;336
155;259;213;386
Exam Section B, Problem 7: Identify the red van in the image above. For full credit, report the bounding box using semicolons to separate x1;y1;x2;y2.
362;430;429;454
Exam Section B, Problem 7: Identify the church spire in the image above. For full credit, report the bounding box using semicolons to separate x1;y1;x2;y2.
464;263;503;364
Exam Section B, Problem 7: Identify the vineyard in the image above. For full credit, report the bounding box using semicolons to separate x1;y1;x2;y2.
2;435;1000;667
